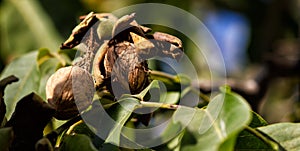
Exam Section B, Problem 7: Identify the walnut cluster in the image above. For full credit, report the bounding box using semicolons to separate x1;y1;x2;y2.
46;12;183;120
92;13;183;96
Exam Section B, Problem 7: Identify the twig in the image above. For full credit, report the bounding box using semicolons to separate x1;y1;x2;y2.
137;101;179;110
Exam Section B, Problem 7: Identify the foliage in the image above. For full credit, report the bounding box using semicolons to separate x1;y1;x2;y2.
0;2;299;150
0;48;299;150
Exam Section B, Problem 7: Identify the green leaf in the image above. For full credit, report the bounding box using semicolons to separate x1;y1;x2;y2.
71;122;97;139
167;130;185;151
0;51;40;119
135;80;160;99
235;129;273;150
182;89;252;151
0;49;69;128
138;80;180;105
105;97;140;146
0;75;19;126
258;123;300;151
60;134;97;151
249;111;268;128
134;80;169;104
235;112;271;150
148;71;181;91
37;48;53;64
164;92;180;105
1;0;62;51
37;48;64;99
152;108;190;149
100;143;120;151
0;0;62;65
0;127;14;151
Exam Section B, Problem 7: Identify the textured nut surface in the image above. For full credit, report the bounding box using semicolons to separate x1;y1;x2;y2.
105;41;149;95
46;66;94;120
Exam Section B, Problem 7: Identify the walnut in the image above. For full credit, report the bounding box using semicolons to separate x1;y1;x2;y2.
46;66;94;120
60;12;183;98
92;13;183;97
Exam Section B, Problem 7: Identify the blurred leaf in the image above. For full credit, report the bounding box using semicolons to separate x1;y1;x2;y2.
37;48;53;65
0;0;63;72
0;1;38;61
0;51;40;119
105;97;140;146
60;134;97;151
181;89;252;151
58;49;76;64
258;123;300;151
174;74;191;86
0;127;14;151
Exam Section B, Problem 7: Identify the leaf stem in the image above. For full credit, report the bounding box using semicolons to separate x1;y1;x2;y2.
137;101;179;110
50;117;83;148
149;70;176;81
66;120;84;135
244;126;279;150
149;70;210;103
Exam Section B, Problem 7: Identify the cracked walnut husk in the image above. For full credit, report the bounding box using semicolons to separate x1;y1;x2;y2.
46;66;94;120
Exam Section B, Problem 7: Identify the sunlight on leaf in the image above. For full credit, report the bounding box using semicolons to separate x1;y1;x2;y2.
164;92;180;105
258;123;300;151
0;51;40;119
105;97;140;146
182;89;252;151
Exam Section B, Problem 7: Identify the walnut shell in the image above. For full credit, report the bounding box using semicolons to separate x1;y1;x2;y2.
46;66;94;120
